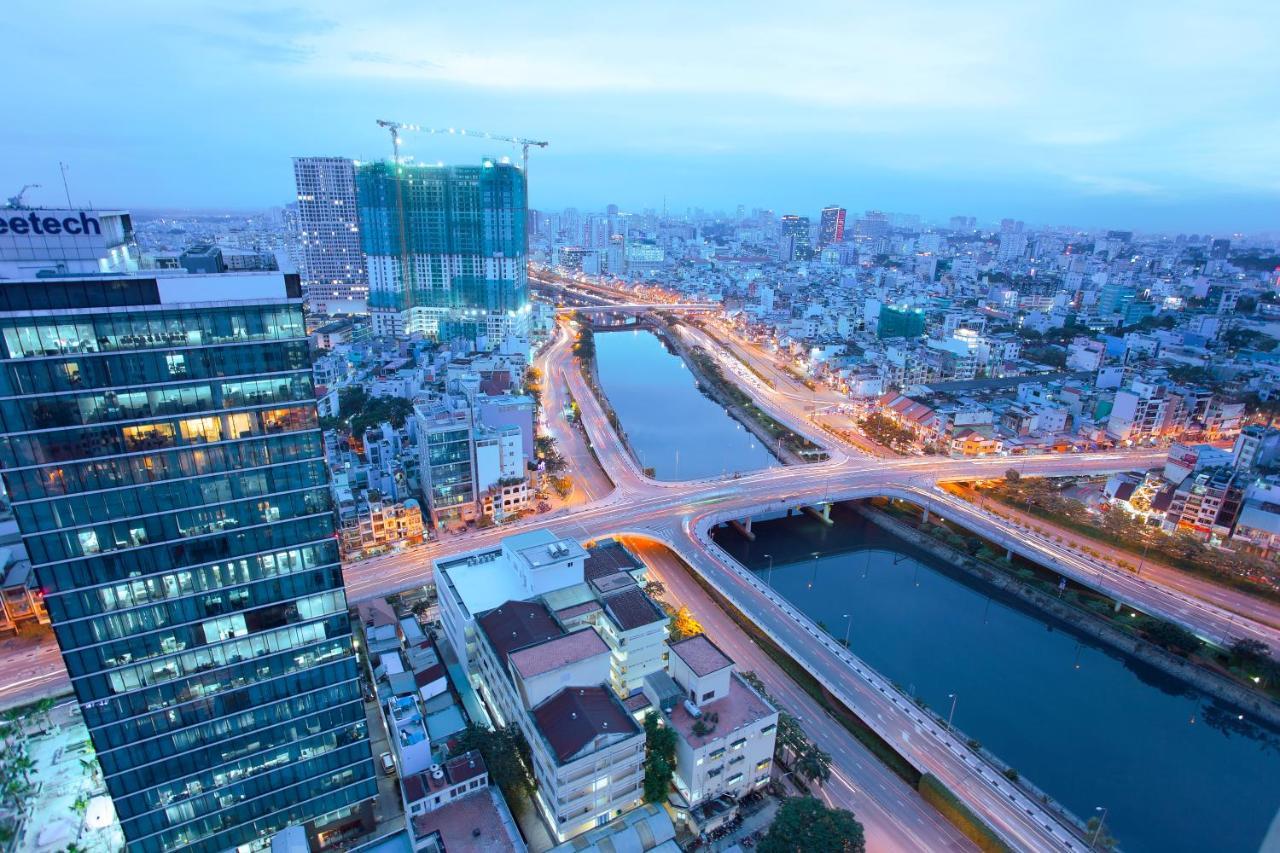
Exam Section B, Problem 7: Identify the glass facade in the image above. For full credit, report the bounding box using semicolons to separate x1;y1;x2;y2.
0;275;376;852
356;159;528;342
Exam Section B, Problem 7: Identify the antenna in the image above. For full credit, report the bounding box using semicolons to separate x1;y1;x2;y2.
59;163;72;208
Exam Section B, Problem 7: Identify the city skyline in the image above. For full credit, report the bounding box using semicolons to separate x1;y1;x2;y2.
5;1;1280;232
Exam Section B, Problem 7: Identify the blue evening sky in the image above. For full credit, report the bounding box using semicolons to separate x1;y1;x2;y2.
5;1;1278;232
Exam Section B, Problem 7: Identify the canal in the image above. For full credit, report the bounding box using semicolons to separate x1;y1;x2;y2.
593;328;779;480
711;505;1280;853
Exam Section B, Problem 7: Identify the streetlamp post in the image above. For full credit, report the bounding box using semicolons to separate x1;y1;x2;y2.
946;693;958;730
1091;806;1109;849
764;553;774;589
1136;539;1150;576
842;612;853;648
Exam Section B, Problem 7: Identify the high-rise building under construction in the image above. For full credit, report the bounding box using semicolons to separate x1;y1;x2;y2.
355;158;530;348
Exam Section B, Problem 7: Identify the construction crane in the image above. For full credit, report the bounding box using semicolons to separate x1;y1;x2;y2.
374;121;548;174
5;184;40;210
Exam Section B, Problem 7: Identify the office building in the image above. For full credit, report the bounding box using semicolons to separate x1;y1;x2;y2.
817;206;846;248
0;208;139;279
355;159;530;348
778;215;811;261
292;157;369;315
0;271;376;851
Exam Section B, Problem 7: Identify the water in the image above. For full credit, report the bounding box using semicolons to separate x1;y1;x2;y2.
712;505;1280;853
593;329;779;480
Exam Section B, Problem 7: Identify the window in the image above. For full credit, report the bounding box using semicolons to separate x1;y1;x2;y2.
180;416;222;443
701;691;715;702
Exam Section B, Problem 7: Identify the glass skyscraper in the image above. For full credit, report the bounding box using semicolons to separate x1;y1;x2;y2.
355;159;530;346
0;273;376;851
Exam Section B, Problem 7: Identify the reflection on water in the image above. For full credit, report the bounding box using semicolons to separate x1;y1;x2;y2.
713;504;1280;853
593;329;778;480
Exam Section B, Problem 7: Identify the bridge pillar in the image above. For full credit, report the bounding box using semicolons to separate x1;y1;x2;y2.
802;505;835;526
921;505;931;524
729;519;756;541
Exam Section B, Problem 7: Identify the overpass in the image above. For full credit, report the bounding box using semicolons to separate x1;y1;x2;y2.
337;321;1280;852
555;302;719;314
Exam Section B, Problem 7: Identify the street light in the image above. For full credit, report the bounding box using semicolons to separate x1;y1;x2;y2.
1091;806;1109;849
764;553;774;588
842;612;853;648
946;693;958;730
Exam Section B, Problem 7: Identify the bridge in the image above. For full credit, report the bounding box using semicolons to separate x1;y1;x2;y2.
554;302;720;314
336;312;1280;851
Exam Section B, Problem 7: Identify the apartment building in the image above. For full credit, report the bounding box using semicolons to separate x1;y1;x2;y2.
645;635;778;834
473;600;645;841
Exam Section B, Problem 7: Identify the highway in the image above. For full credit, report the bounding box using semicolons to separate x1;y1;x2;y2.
330;320;1249;851
4;282;1276;849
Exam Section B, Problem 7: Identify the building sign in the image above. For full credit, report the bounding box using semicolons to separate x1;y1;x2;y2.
0;210;102;236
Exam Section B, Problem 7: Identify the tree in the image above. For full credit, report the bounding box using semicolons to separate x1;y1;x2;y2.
794;742;832;787
775;711;808;761
759;797;865;853
1085;815;1118;851
1004;468;1021;483
643;579;666;599
1228;638;1271;671
452;724;534;803
1138;617;1202;656
642;712;677;803
666;605;702;642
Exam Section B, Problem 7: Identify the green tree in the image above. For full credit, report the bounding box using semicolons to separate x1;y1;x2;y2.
642;712;677;803
1138;617;1202;656
643;579;666;599
759;797;865;853
1086;815;1118;851
794;742;833;787
452;723;534;803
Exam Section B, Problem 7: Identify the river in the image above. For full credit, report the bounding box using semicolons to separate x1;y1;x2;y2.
593;328;779;480
711;505;1280;853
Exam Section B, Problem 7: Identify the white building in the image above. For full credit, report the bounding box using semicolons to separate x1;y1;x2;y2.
292;157;368;314
648;636;778;831
0;208;138;278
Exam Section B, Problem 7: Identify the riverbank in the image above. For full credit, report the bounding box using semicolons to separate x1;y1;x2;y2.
858;501;1280;729
584;324;785;478
652;320;825;464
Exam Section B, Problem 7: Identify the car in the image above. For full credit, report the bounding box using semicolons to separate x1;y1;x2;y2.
380;751;397;776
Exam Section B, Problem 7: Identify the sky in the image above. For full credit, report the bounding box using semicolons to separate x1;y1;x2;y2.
5;1;1279;232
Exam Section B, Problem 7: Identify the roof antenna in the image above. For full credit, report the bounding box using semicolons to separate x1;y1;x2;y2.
59;162;73;208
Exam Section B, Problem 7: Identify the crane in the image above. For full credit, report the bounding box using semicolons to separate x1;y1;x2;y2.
374;121;548;174
5;184;40;210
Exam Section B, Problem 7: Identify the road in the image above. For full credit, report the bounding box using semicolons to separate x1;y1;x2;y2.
949;485;1280;631
4;283;1276;849
630;538;974;852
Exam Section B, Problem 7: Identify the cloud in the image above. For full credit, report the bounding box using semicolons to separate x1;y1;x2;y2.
1068;175;1165;197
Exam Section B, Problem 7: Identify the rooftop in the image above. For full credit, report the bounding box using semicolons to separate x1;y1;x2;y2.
410;788;521;852
667;672;777;750
583;539;643;581
602;587;666;632
531;686;640;765
509;629;609;680
669;634;733;677
476;600;564;663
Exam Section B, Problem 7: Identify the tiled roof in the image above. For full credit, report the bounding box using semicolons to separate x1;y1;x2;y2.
602;587;666;632
509;629;609;680
532;686;639;764
669;634;733;677
583;539;642;581
476;599;563;663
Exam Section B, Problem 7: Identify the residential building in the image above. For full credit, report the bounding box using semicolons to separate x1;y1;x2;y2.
473;599;645;841
648;635;778;834
356;159;530;347
0;271;376;851
293;157;368;315
1161;466;1246;542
